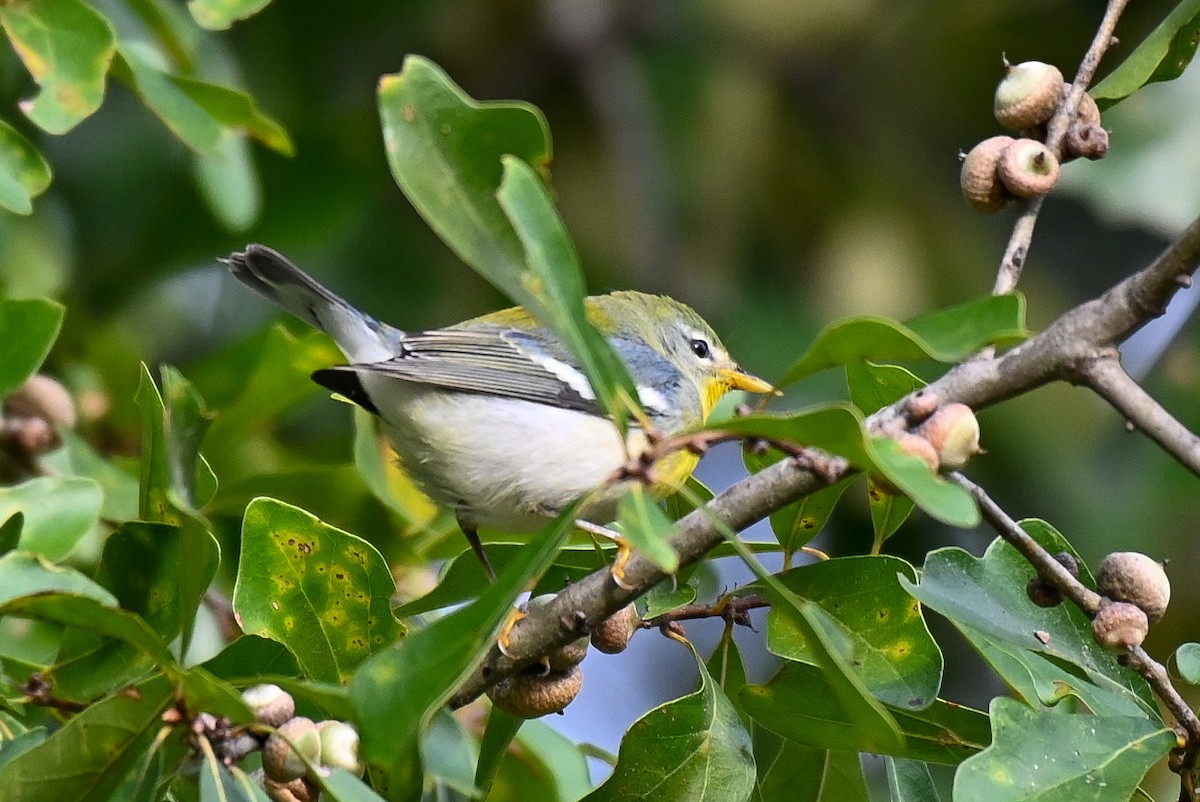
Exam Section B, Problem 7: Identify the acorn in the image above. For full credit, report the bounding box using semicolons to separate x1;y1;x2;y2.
242;684;296;728
590;603;640;654
994;61;1064;131
961;136;1015;213
997;138;1061;198
1065;123;1109;161
1096;552;1170;623
263;717;321;783
1091;600;1149;652
1026;577;1063;608
3;374;77;429
916;403;981;471
488;665;583;718
263;777;318;802
1062;83;1102;127
316;720;363;777
904;390;941;425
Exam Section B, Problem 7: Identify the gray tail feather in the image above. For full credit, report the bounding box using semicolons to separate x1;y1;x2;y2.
223;244;402;363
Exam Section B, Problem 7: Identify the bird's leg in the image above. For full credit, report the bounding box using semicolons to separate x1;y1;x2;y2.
576;520;636;591
457;516;497;583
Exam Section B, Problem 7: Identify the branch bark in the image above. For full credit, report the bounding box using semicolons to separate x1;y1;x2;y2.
450;209;1200;707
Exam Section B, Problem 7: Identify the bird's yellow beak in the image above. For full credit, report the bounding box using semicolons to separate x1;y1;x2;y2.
719;367;778;395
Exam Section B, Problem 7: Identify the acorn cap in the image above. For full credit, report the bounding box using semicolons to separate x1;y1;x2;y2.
1091;600;1149;652
591;604;640;654
994;61;1064;131
997;138;1061;199
242;684;296;728
488;665;583;718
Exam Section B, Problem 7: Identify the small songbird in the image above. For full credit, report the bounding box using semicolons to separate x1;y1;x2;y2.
224;245;771;577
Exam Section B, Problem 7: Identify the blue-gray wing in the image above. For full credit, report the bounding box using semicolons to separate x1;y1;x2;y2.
316;328;604;415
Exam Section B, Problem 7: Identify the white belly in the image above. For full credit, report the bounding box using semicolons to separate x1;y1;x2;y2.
362;375;636;531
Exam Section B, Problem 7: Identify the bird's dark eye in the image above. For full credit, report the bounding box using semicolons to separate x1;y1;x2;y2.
690;338;712;359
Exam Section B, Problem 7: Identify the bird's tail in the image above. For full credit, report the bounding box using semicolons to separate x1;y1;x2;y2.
224;244;403;363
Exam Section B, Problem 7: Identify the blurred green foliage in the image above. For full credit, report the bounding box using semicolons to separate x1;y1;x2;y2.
3;0;1200;799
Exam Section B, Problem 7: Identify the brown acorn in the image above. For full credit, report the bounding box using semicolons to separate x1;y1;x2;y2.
1091;600;1149;652
994;61;1064;131
960;136;1016;213
590;604;640;654
3;375;77;429
1096;552;1170;623
1064;123;1110;161
997;138;1061;198
916;403;981;471
487;665;583;718
242;684;296;728
263;777;319;802
263;717;321;783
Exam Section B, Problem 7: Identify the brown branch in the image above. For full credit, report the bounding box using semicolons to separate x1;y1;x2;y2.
641;594;770;631
1081;354;1200;476
992;0;1131;295
449;209;1200;707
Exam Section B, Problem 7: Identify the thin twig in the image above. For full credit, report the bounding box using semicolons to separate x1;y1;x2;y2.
641;594;770;630
948;473;1102;614
992;0;1131;295
1081;354;1200;477
1125;645;1200;775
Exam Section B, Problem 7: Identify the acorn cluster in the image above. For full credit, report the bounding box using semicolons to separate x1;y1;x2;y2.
241;684;363;802
961;60;1109;213
1090;552;1171;653
877;392;983;493
487;596;639;719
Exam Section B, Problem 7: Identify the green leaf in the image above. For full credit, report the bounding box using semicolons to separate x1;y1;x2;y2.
0;477;101;562
515;719;594;802
616;484;679;574
0;512;22;555
1092;0;1200;106
0;593;179;694
201;634;303;682
753;738;868;802
187;0;274;31
232;498;400;683
718;406;978;528
1174;642;1200;684
846;362;925;415
886;757;942;802
0;729;46;775
902;523;1158;719
476;707;524;798
496;154;639;426
92;521;218;646
953;697;1174;801
0;298;64;396
643;582;697;619
0;118;52;215
113;43;222;157
421;709;480;798
45;430;140;522
0;674;174;802
741;663;990;765
0;550;116;607
378;56;637;426
134;363;216;520
179;666;254;723
315;769;390;802
350;504;580;793
743;444;852;557
764;556;942;710
198;747;272;802
194;131;261;231
584;641;755;801
170;75;293;155
0;0;116;134
781;294;1027;386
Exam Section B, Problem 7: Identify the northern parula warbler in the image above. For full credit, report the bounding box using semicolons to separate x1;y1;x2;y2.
225;245;770;576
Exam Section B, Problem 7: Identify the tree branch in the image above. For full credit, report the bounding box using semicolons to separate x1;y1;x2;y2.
449;209;1200;707
1081;354;1200;477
